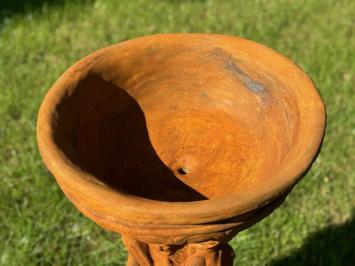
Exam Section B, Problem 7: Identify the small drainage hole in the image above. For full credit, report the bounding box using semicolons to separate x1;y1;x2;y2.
177;167;189;175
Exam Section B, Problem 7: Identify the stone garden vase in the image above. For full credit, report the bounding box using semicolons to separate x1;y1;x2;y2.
37;34;326;265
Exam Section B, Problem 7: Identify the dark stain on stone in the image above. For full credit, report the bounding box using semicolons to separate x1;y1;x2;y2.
211;48;265;93
146;46;160;55
201;91;209;98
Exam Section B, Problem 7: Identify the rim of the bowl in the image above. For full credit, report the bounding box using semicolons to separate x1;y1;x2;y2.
37;33;326;225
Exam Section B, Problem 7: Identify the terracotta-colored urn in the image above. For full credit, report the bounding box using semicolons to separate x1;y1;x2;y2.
37;34;326;265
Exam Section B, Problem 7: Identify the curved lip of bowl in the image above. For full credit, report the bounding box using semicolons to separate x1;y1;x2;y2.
37;33;326;226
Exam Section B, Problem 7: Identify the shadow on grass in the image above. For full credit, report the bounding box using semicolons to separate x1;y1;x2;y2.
0;0;91;25
270;208;355;266
1;0;61;17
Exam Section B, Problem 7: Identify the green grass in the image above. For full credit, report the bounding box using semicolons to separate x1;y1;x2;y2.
0;0;354;265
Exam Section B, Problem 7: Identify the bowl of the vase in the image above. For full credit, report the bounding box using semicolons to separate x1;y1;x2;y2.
37;34;325;242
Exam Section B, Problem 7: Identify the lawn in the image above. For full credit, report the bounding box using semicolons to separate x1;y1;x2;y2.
0;0;354;265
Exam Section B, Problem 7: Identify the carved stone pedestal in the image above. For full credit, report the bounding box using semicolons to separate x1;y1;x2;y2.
123;237;234;266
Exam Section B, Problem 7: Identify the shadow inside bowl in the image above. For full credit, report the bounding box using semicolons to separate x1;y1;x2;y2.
53;75;207;202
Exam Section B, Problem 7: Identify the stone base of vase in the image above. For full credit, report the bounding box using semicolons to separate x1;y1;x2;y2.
122;236;235;266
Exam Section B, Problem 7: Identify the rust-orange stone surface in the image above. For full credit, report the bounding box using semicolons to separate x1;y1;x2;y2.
37;34;326;265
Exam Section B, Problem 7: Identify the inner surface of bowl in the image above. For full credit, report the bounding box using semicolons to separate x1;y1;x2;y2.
53;38;302;202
